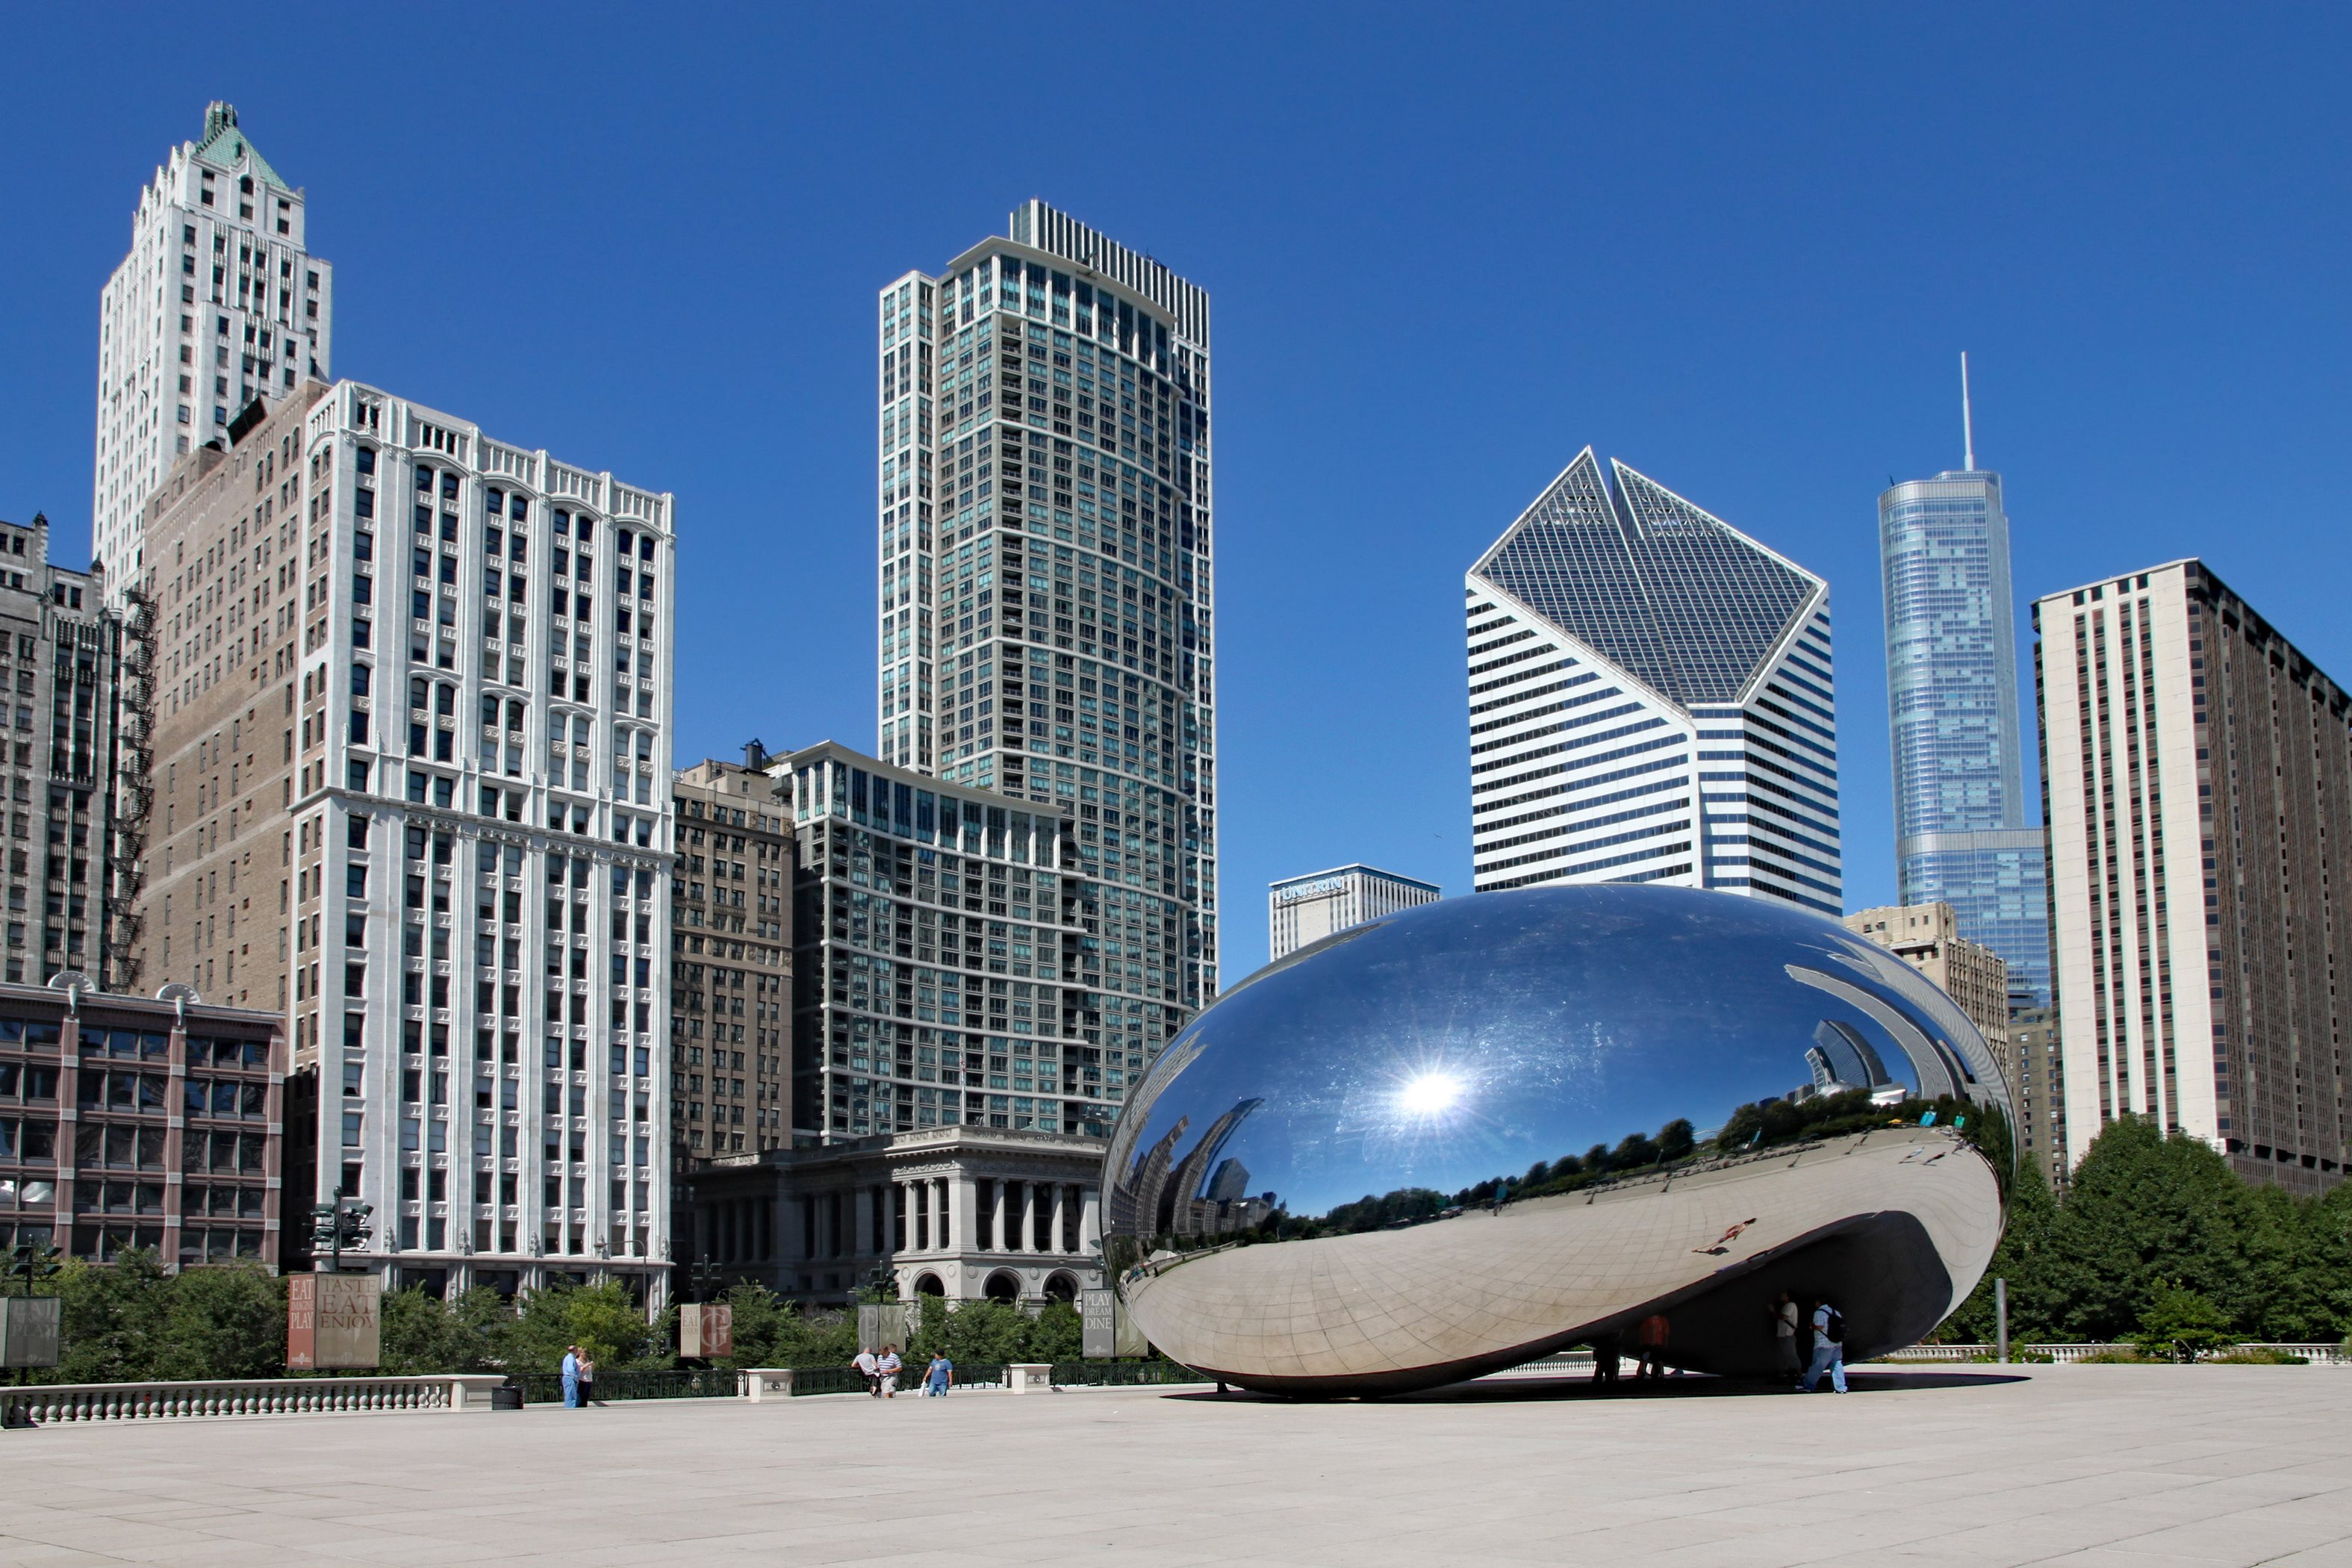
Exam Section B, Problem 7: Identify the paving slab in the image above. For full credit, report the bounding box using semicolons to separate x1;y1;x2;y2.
1;1366;2348;1566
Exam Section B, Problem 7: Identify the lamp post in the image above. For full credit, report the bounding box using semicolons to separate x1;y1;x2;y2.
689;1255;721;1304
310;1197;373;1273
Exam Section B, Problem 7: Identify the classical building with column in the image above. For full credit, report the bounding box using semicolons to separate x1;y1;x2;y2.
679;1122;1103;1307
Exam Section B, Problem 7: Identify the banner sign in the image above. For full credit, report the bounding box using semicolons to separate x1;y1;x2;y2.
1080;1287;1116;1358
287;1274;382;1369
680;1303;735;1360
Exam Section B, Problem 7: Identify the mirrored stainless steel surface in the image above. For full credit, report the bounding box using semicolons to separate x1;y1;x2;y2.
1102;886;2012;1396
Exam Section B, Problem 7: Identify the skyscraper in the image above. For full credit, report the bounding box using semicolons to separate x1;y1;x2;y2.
133;378;678;1294
875;200;1216;1087
0;516;119;988
2037;559;2352;1194
1466;450;1841;912
93;104;333;592
1268;864;1440;961
1877;358;2048;1005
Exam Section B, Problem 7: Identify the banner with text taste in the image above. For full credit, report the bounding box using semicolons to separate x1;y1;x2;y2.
287;1274;382;1369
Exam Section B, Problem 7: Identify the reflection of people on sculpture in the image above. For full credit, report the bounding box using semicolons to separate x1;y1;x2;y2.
1693;1217;1758;1254
1635;1313;1671;1380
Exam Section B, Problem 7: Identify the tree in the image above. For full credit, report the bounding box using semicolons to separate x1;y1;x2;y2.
379;1286;505;1374
494;1280;668;1374
1028;1301;1083;1361
146;1262;283;1381
43;1250;284;1384
49;1250;177;1384
709;1282;856;1369
1946;1156;2062;1343
2133;1287;2235;1362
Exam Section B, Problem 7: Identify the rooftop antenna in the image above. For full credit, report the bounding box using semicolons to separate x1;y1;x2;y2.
1960;352;1976;473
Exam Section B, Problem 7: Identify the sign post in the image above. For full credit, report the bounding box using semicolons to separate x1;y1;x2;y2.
1080;1287;1116;1358
287;1273;382;1370
0;1297;61;1371
679;1303;735;1360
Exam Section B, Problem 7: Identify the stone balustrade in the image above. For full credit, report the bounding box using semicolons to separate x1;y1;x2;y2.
1;1374;508;1426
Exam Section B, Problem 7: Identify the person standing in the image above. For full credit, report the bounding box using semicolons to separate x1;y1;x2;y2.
853;1345;881;1396
561;1345;582;1409
876;1344;903;1399
924;1351;954;1397
1802;1299;1848;1393
1771;1291;1802;1383
1592;1334;1622;1387
1635;1313;1672;1381
579;1351;600;1407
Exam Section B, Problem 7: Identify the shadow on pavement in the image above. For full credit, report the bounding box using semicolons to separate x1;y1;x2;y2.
1166;1369;2032;1404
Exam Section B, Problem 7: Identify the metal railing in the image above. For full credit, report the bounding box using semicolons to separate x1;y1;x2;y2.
511;1367;743;1404
1868;1343;2352;1366
1048;1359;1203;1387
1;1374;503;1425
788;1362;1009;1396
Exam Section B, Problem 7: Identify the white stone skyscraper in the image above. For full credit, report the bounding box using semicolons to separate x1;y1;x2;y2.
873;200;1217;1101
1466;450;1841;913
93;103;333;591
133;379;676;1298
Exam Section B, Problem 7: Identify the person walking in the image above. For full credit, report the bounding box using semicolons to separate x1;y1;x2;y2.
1635;1313;1672;1381
853;1345;881;1397
560;1345;582;1409
1802;1299;1848;1393
924;1351;954;1397
876;1345;902;1399
579;1351;600;1406
1771;1291;1802;1383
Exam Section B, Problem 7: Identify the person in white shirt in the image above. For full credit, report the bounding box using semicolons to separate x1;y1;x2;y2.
1771;1291;1801;1381
853;1347;882;1397
1802;1300;1848;1393
875;1345;902;1399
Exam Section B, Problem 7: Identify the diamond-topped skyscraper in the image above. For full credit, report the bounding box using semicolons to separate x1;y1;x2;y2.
1876;358;2048;1006
1466;450;1841;912
871;201;1216;1126
93;103;334;592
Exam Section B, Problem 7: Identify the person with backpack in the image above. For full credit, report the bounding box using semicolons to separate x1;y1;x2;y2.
1801;1299;1848;1393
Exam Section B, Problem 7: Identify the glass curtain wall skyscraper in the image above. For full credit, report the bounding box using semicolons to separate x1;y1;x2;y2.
1877;364;2048;1006
1466;450;1841;914
874;201;1216;1119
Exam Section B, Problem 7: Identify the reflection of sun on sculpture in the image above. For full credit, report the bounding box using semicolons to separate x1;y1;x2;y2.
1396;1071;1464;1118
1101;885;2014;1397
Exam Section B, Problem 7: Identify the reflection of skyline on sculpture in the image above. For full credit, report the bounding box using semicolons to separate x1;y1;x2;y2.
1110;1098;1270;1239
1104;888;2008;1226
1099;886;2010;1395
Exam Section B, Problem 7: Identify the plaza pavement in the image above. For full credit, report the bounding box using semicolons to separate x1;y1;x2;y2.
1;1365;2347;1567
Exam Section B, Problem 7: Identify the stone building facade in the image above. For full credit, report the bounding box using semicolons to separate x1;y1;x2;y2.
0;516;119;989
680;1123;1103;1307
0;978;284;1268
2038;559;2352;1193
131;377;679;1296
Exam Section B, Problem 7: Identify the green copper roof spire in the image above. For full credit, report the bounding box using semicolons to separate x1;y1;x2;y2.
192;102;290;193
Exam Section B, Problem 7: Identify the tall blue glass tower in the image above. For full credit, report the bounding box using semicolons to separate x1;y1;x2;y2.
1878;364;2048;1006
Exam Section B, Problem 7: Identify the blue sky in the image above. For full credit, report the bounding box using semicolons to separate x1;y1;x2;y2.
4;5;2348;968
